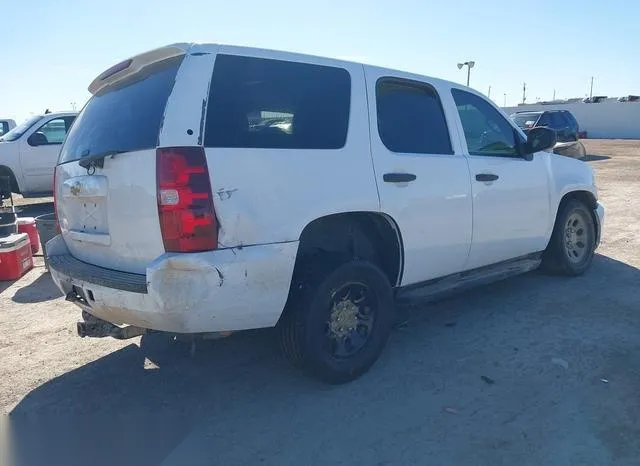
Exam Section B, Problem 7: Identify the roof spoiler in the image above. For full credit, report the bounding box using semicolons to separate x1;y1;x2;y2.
88;43;191;95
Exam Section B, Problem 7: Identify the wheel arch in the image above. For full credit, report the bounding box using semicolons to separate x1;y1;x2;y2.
294;211;404;287
0;165;20;194
552;189;599;242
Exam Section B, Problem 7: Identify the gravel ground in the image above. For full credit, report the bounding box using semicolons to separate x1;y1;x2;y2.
2;140;640;465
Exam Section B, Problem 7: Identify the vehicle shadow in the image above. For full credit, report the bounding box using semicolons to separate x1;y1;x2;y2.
8;254;640;466
583;154;611;162
11;271;63;303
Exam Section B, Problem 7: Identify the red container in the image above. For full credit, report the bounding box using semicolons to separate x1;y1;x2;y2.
17;217;40;254
0;233;33;281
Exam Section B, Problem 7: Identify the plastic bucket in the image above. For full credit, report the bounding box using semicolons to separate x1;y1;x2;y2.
35;213;57;270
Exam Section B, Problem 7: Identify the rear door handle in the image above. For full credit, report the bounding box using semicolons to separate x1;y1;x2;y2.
475;173;499;182
383;173;417;183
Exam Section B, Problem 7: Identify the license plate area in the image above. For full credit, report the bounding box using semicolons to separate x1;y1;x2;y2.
60;175;110;242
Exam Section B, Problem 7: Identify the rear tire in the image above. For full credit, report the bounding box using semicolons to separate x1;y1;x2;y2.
279;259;395;384
542;199;596;276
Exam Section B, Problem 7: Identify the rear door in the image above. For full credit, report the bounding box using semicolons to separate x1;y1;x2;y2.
365;69;473;285
19;115;75;193
55;45;212;274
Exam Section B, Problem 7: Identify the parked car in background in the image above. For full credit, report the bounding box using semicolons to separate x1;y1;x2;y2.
0;118;16;137
48;44;603;383
510;110;586;159
0;112;77;197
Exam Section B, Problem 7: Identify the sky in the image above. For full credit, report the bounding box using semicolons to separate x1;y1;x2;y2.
2;0;639;122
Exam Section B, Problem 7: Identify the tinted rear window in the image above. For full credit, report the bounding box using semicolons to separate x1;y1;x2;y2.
58;57;182;164
376;78;452;154
204;55;351;149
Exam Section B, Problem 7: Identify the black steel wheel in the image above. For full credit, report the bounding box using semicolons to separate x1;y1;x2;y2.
279;260;395;384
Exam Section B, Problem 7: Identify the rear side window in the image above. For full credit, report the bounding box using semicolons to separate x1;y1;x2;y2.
564;112;579;131
551;112;568;128
205;55;351;149
59;57;182;164
537;113;552;127
376;79;452;154
0;122;8;136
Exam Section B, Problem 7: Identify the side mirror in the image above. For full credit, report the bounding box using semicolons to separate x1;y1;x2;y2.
27;132;48;146
523;127;556;155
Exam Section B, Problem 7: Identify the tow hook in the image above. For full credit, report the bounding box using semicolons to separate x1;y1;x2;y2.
77;310;146;340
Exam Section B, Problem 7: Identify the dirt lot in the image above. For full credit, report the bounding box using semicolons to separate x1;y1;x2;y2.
3;140;640;465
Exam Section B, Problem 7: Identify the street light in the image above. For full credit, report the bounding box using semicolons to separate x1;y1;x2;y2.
457;61;475;86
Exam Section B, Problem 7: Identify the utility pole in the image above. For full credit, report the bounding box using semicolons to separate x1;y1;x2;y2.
488;86;491;99
589;77;594;99
522;82;527;104
553;89;556;101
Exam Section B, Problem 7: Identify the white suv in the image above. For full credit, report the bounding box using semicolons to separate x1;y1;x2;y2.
48;44;604;383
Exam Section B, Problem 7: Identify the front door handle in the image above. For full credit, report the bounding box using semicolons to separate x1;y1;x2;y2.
383;173;417;183
475;173;499;182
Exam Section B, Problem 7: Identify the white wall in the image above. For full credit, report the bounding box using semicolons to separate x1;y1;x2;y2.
502;103;640;139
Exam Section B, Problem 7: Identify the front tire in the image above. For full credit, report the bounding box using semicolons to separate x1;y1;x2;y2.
279;260;395;384
542;199;596;275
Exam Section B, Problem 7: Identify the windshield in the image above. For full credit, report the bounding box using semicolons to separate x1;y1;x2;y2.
510;113;541;130
58;57;182;164
0;115;43;142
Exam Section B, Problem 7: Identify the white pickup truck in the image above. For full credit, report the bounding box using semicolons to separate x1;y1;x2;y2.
0;118;16;137
47;44;604;383
0;112;77;197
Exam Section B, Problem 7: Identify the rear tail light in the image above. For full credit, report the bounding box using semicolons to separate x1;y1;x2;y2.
53;167;61;234
156;147;218;252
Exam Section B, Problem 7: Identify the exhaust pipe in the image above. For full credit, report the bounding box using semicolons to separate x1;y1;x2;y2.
77;312;146;340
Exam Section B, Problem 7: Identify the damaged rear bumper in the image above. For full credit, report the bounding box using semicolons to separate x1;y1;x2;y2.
47;235;299;333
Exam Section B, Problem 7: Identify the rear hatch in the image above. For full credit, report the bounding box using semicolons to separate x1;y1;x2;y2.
55;45;195;274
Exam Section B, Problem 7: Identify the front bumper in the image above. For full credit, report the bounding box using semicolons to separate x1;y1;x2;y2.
47;235;299;333
595;201;605;247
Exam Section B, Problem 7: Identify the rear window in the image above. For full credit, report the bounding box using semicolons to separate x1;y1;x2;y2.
204;55;351;149
510;113;541;129
58;57;182;164
0;122;8;136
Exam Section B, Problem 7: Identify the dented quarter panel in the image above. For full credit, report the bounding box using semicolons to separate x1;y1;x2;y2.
208;45;380;248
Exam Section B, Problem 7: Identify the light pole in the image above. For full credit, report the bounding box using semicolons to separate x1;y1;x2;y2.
503;93;507;107
457;61;475;87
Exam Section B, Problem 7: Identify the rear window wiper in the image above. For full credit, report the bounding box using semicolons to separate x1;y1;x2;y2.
78;150;126;169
